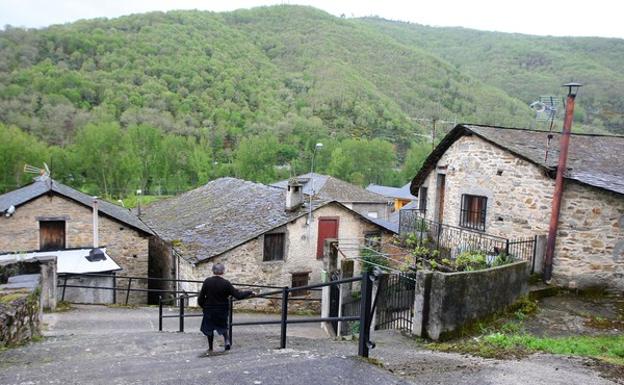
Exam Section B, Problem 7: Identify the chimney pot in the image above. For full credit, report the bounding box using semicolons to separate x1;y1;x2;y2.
286;178;304;211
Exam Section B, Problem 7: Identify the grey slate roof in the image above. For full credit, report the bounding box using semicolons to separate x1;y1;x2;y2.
411;124;624;196
366;183;415;200
142;177;396;264
0;179;152;234
272;173;388;203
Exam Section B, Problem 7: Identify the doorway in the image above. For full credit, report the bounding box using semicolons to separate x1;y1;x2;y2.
40;220;66;251
317;217;339;259
435;174;446;223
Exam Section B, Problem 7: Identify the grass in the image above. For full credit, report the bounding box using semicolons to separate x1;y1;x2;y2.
119;195;171;209
0;292;28;304
429;296;624;366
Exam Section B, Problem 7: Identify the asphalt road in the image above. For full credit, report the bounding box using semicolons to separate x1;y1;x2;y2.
0;305;619;385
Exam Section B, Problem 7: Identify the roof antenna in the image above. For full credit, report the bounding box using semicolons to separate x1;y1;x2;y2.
530;95;562;164
24;163;50;181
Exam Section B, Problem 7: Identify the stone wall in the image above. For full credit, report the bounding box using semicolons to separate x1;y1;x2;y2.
417;134;624;291
0;275;42;348
413;261;530;340
0;194;150;304
173;203;392;311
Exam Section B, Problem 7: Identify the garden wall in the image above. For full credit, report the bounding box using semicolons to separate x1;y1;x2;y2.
413;260;530;340
0;274;42;347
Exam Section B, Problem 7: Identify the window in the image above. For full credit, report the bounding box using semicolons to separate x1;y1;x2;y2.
364;231;382;251
263;233;285;261
459;195;487;231
291;272;310;296
418;187;428;214
39;220;66;251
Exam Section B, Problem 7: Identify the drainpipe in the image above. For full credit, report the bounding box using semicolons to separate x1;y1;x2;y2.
92;197;99;248
543;82;582;282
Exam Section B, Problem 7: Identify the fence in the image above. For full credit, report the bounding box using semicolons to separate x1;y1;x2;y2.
399;209;536;264
374;273;416;331
158;273;377;358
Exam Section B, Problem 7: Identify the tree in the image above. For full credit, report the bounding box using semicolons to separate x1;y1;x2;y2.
400;141;431;183
328;138;397;186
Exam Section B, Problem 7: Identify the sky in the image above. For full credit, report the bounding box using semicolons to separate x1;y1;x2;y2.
0;0;622;39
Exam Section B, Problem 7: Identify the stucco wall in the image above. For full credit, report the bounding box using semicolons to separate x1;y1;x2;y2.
0;194;150;303
417;134;624;290
171;203;392;309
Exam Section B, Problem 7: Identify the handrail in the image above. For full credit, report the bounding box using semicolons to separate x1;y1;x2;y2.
158;273;376;358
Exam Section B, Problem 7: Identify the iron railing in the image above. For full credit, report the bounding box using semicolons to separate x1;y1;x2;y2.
158;273;377;358
399;209;536;263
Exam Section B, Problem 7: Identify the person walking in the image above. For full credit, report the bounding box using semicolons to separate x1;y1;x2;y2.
197;263;254;354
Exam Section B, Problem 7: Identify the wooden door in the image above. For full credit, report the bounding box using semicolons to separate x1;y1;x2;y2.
437;174;446;223
317;218;339;259
40;221;66;251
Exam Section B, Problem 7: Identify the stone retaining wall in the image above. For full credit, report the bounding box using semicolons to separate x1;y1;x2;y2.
413;261;530;340
0;275;42;347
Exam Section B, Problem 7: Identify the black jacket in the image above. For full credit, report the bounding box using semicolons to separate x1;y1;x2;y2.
197;276;253;308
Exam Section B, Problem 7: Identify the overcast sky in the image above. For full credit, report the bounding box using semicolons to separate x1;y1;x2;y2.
0;0;622;38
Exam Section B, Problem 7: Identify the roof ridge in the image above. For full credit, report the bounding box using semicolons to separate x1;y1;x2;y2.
463;123;624;138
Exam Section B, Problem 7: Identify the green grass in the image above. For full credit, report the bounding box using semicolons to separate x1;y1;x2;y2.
118;195;171;209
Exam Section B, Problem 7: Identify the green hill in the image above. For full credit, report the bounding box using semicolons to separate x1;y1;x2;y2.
0;5;621;195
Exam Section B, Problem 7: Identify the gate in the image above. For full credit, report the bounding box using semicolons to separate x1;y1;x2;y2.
375;273;415;332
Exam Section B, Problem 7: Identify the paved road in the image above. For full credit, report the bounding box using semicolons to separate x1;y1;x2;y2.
0;305;619;385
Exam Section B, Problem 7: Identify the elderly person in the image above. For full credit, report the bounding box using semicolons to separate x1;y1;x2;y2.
197;263;253;353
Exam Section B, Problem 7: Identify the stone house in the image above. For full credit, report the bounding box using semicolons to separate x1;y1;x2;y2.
0;178;152;303
142;177;397;307
272;173;392;221
408;124;624;291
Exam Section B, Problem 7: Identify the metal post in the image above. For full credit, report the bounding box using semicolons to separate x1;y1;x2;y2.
531;235;538;274
179;294;185;333
158;295;163;332
436;222;442;249
505;239;510;256
61;275;68;302
125;277;133;305
280;287;289;349
544;83;581;282
358;272;373;358
112;272;117;304
228;297;234;347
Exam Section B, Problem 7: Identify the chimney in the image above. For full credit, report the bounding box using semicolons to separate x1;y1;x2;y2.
92;197;99;248
285;178;304;211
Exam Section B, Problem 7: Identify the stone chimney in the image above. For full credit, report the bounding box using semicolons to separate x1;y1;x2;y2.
285;178;304;211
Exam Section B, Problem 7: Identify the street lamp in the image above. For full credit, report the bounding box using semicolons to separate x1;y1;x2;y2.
543;81;582;282
308;143;323;224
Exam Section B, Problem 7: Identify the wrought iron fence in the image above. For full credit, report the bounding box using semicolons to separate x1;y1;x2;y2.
374;273;416;332
399;209;536;263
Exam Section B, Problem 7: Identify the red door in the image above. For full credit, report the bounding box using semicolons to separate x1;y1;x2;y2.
317;218;339;259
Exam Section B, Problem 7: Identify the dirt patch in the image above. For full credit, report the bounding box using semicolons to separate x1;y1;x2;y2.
523;292;624;337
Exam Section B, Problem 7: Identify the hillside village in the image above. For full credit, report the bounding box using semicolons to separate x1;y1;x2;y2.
0;4;623;385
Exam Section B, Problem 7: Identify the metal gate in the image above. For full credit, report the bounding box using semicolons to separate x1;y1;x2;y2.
374;273;415;332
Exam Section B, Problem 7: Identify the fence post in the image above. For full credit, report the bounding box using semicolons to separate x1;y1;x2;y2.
436;222;442;250
125;277;133;305
358;272;373;358
228;297;234;347
531;235;538;274
61;275;68;302
113;273;117;304
505;239;510;256
280;287;289;349
158;295;163;332
179;293;185;333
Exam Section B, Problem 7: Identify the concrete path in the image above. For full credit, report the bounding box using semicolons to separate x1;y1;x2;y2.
0;305;619;385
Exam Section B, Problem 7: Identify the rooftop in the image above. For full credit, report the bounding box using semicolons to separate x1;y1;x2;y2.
272;173;388;203
411;124;624;196
366;183;415;200
0;248;121;274
0;179;152;234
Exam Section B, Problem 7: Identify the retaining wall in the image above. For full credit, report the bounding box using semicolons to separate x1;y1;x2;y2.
413;260;530;340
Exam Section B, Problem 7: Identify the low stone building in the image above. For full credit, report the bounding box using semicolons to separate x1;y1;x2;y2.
0;178;152;303
142;177;397;307
407;124;624;291
272;173;392;221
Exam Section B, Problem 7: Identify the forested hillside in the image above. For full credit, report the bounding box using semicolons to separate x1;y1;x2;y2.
0;5;621;198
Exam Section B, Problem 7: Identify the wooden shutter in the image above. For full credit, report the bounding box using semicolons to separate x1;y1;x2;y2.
40;221;66;251
317;218;339;259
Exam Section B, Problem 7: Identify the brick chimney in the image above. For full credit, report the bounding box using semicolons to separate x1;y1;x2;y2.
286;178;304;211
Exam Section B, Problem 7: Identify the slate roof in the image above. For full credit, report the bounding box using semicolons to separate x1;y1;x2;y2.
410;124;624;196
0;179;152;234
142;177;396;264
272;173;388;203
366;183;416;201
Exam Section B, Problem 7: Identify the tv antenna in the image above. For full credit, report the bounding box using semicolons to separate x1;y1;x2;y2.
530;96;562;132
24;163;51;181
